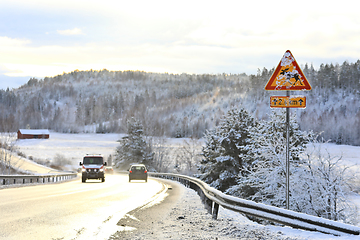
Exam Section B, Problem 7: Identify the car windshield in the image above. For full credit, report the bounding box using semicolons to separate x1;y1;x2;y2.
83;157;103;165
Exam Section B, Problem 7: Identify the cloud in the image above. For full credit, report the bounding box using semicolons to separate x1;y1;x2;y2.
0;36;30;47
1;0;360;81
57;28;83;36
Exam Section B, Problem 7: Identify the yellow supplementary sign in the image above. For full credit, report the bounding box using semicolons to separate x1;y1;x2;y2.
270;96;306;108
265;50;311;91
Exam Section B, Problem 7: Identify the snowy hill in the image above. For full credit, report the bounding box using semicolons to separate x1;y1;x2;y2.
0;62;359;145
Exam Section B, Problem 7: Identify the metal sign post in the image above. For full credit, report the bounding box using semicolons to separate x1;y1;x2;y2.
285;90;290;210
265;50;311;210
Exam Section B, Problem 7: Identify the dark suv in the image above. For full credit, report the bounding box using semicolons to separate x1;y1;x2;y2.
79;154;107;182
129;164;148;182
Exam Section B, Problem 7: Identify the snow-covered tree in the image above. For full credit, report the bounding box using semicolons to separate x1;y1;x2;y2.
174;138;202;175
197;108;256;192
150;137;171;173
296;142;358;223
225;110;310;200
0;133;19;174
227;111;358;223
114;117;154;170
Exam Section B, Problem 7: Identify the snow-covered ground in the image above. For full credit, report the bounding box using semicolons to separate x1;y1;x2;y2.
14;133;122;165
307;142;360;169
120;182;360;240
8;132;360;239
12;133;188;168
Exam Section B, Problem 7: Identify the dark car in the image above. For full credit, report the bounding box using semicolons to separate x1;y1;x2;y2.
128;164;148;182
104;166;114;174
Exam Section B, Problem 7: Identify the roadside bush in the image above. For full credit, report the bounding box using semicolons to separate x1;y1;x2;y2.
52;153;71;166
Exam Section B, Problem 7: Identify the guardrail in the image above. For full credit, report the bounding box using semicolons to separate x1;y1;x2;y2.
1;173;78;186
149;172;360;236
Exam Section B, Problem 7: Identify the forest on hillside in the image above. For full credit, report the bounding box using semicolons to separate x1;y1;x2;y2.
0;60;359;145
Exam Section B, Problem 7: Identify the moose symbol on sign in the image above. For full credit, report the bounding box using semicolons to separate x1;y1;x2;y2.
280;68;303;86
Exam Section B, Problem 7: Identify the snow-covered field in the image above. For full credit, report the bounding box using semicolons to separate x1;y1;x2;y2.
305;142;360;168
13;133;189;169
9;133;360;239
14;133;122;167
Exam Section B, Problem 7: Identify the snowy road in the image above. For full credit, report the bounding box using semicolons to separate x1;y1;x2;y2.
0;174;164;240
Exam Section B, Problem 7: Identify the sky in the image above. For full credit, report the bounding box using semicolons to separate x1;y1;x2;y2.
1;0;359;90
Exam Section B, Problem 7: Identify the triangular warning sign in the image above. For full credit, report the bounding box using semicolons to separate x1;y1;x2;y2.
265;50;311;91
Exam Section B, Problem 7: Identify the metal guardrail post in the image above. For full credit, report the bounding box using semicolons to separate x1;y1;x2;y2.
205;197;212;214
212;202;219;220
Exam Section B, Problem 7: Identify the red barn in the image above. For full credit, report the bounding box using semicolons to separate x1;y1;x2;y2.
17;129;50;139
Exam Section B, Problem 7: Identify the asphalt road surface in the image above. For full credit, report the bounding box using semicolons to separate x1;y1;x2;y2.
0;173;165;240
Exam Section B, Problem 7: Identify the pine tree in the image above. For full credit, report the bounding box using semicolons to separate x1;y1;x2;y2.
114;117;154;170
237;110;311;206
197;108;255;192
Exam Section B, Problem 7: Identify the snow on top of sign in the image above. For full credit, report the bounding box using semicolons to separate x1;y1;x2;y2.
281;51;295;66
